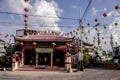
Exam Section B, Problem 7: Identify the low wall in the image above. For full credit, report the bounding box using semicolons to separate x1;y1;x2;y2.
93;62;120;69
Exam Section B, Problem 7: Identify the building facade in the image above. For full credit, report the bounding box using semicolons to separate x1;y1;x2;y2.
14;29;72;68
13;29;95;70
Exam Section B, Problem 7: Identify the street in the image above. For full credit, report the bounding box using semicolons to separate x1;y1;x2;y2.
0;68;120;80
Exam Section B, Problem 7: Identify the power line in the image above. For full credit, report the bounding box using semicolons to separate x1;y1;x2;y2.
0;21;76;28
81;0;92;22
0;11;79;21
0;20;112;29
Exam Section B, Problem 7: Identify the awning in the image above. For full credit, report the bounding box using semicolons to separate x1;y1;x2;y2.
54;46;67;50
35;48;53;53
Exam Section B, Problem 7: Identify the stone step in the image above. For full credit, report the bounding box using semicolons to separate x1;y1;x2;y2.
17;65;65;71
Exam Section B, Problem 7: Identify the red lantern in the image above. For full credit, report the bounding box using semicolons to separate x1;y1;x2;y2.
115;5;120;10
87;23;90;26
24;14;28;18
81;26;84;29
94;18;98;22
102;37;104;40
25;24;28;26
24;19;28;22
103;13;107;17
24;7;29;12
24;0;29;2
25;26;28;30
77;28;79;31
73;30;76;32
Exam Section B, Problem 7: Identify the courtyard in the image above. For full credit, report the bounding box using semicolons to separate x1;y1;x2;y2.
0;68;120;80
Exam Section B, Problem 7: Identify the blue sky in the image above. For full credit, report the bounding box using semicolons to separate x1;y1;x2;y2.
0;0;120;50
57;0;120;31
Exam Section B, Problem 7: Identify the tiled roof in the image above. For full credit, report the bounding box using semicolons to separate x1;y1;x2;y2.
15;34;71;41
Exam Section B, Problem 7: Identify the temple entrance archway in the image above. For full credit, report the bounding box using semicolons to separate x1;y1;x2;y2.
53;50;65;67
24;49;36;65
38;53;50;65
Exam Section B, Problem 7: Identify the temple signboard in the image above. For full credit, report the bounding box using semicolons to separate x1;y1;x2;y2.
35;48;53;53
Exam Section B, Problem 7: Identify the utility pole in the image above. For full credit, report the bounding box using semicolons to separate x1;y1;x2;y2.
79;19;84;71
77;0;92;71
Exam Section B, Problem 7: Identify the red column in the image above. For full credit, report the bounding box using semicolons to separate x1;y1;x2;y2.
21;49;24;65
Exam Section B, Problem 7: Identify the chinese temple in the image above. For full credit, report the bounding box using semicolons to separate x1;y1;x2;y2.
14;29;73;69
13;29;94;71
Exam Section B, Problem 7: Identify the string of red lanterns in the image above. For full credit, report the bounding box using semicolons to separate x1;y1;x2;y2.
64;5;120;40
24;0;29;30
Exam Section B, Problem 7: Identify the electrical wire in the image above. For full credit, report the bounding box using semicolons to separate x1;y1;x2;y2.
81;0;92;23
0;11;79;21
0;21;76;28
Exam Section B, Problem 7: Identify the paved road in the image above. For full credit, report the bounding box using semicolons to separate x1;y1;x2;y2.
0;68;120;80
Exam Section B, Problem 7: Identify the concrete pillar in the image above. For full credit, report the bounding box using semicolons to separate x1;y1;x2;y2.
36;53;38;66
21;50;24;66
65;53;72;73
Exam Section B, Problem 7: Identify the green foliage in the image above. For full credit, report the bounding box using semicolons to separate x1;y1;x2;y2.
83;54;90;67
4;45;16;55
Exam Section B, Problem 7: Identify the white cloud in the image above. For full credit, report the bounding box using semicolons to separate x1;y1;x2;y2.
81;17;120;51
107;10;120;17
29;0;63;31
0;0;26;13
100;18;120;50
0;0;63;42
92;7;98;16
103;8;107;11
0;0;63;33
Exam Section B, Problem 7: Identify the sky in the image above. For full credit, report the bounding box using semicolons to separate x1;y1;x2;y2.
0;0;120;50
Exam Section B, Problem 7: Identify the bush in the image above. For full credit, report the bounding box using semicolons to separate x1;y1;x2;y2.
83;54;90;68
